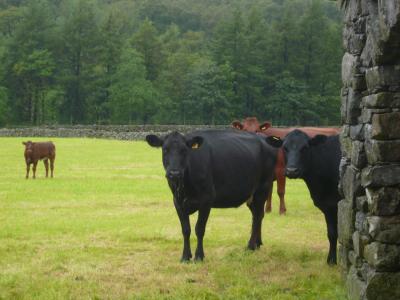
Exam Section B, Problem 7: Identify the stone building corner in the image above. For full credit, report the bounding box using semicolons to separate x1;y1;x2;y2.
339;0;400;299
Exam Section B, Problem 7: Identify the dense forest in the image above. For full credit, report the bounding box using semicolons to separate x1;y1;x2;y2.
0;0;343;126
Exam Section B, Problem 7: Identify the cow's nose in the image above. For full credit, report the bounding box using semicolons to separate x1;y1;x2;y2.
167;170;182;179
286;167;300;178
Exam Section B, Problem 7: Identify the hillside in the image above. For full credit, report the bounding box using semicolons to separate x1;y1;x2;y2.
0;0;343;126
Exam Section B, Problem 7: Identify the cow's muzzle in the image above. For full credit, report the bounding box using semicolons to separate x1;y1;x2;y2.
166;170;183;180
286;167;300;178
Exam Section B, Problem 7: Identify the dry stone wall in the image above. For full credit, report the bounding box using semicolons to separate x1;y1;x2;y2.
0;125;228;140
339;0;400;299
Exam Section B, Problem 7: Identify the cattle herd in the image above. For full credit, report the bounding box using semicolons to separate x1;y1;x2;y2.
22;117;342;265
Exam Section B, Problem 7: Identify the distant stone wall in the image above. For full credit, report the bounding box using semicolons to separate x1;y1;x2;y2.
339;0;400;299
0;125;229;140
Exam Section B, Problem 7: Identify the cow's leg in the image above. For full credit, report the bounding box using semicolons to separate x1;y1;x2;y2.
44;159;49;178
174;200;192;262
276;172;286;215
323;207;338;265
32;161;38;179
50;158;54;178
264;183;273;213
25;164;30;179
276;148;287;215
248;186;269;250
194;206;211;261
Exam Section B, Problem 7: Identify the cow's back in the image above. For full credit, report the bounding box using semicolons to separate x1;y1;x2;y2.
263;127;340;139
263;127;291;138
33;142;56;160
300;127;341;138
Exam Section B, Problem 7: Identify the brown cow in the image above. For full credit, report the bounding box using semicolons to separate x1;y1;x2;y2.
22;141;56;179
232;117;340;214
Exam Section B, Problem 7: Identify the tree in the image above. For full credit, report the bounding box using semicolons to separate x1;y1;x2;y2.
13;49;55;124
212;8;268;117
58;0;100;124
267;71;309;125
109;47;158;124
86;10;126;124
131;19;163;81
157;29;206;124
0;5;22;36
0;86;9;125
184;58;233;124
4;0;55;124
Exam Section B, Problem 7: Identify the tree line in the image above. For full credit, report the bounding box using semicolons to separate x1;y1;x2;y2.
0;0;343;126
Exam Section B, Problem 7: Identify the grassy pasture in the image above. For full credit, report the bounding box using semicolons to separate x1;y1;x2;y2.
0;137;346;299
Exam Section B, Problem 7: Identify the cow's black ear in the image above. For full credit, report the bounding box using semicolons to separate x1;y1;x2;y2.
186;136;203;150
146;135;164;148
259;121;271;132
231;120;244;130
265;136;283;148
309;135;327;146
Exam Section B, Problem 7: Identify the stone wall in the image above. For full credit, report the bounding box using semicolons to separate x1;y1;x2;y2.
339;0;400;299
0;125;228;140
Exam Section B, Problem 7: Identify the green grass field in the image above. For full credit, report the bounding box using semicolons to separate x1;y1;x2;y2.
0;137;346;299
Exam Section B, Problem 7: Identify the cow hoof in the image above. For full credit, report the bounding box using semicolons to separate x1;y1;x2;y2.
194;256;204;262
327;257;337;265
194;249;204;261
247;243;257;251
180;253;192;263
279;210;287;215
265;208;272;214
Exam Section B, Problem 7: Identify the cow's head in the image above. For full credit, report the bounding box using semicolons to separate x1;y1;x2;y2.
274;130;327;178
232;117;271;133
22;141;34;163
146;132;203;181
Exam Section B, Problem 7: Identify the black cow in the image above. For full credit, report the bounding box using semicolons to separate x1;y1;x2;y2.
267;129;341;265
146;130;277;262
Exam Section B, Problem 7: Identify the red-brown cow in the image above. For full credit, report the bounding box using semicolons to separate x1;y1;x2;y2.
22;141;56;179
232;117;340;214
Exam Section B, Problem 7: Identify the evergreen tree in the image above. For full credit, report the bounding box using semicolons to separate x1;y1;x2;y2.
58;0;100;124
109;47;158;124
131;19;163;82
0;86;9;125
4;0;55;124
86;10;126;124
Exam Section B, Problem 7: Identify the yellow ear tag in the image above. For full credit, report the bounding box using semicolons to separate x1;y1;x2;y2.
192;143;199;149
261;126;266;130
